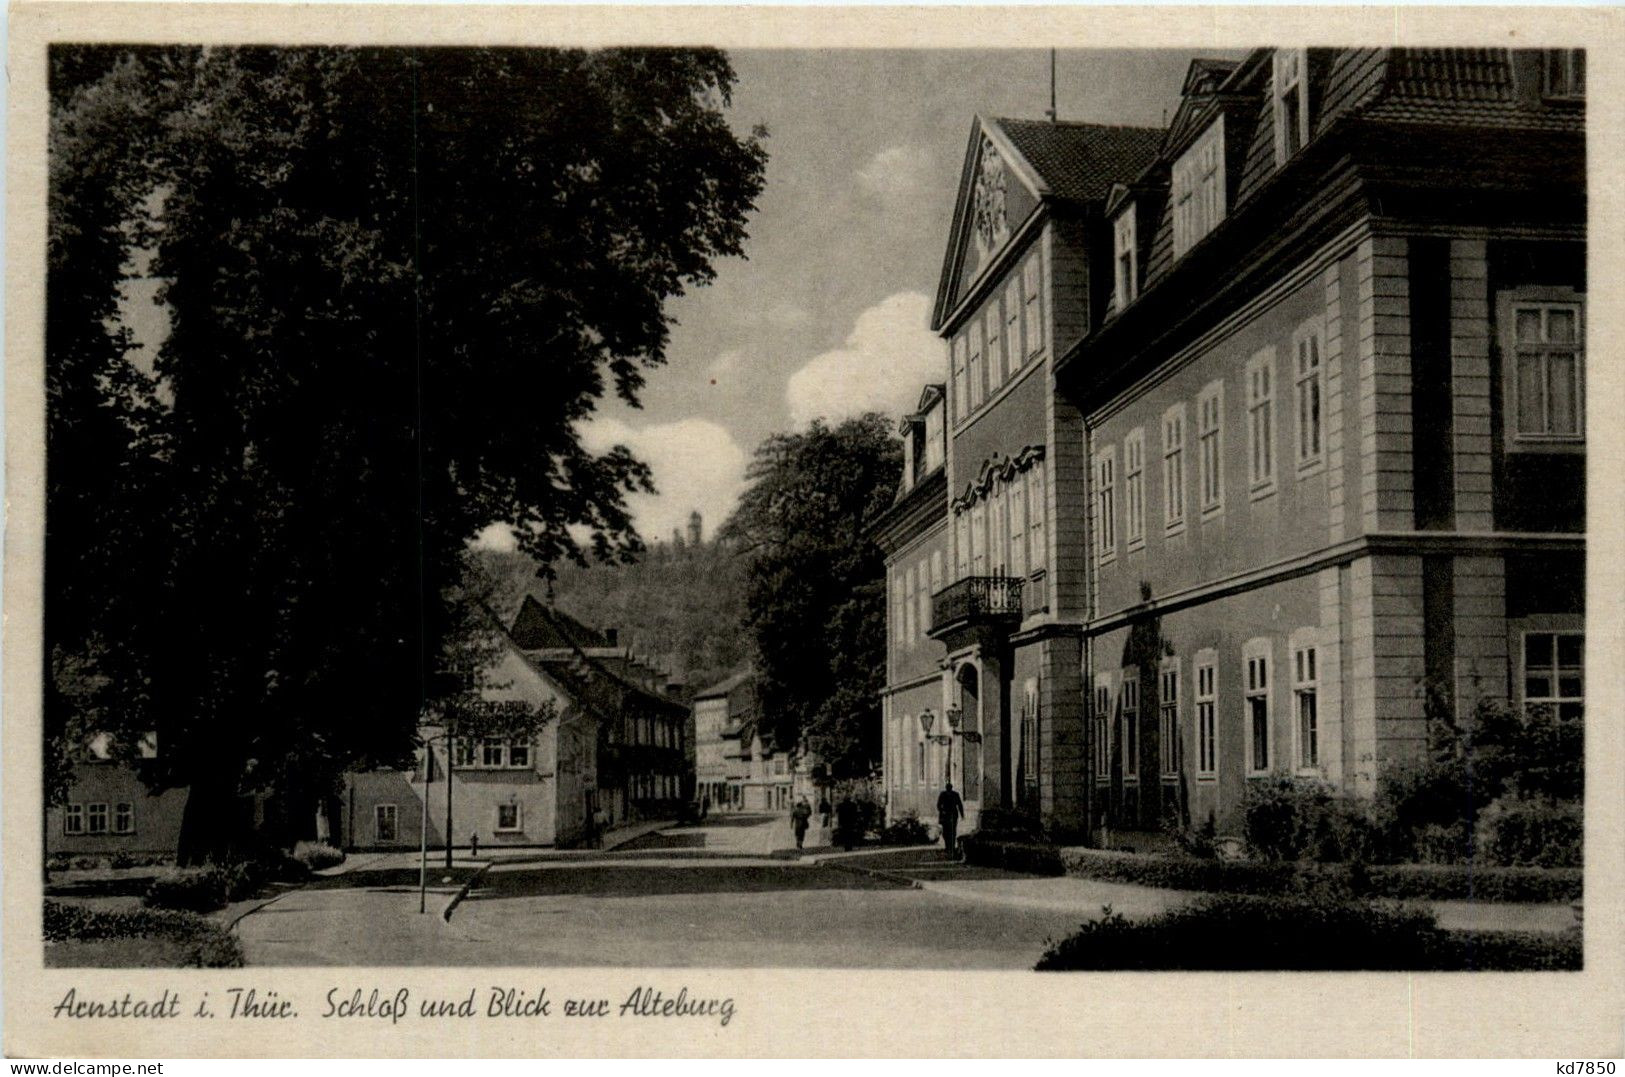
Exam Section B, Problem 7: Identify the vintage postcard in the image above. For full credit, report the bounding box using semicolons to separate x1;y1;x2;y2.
5;2;1623;1060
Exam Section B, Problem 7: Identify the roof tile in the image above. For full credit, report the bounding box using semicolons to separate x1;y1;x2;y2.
993;118;1166;203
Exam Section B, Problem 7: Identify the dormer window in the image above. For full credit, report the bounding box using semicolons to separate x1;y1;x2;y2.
1113;209;1138;311
1544;49;1585;100
1273;49;1310;163
923;402;945;472
1172;121;1225;259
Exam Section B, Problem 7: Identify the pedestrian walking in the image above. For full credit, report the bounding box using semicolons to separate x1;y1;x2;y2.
469;832;480;860
818;796;831;828
791;797;813;849
936;781;964;859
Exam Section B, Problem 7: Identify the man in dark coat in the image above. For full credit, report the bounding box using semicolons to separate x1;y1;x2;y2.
790;797;813;849
936;781;965;858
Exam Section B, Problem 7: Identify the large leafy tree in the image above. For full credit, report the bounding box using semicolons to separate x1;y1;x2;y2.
723;415;901;778
45;46;766;862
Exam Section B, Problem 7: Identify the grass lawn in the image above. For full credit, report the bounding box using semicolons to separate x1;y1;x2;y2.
43;900;244;968
46;936;227;968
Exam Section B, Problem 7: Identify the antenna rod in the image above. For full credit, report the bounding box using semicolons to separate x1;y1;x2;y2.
1045;49;1058;122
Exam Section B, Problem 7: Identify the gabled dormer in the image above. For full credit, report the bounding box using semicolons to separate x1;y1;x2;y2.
898;383;947;494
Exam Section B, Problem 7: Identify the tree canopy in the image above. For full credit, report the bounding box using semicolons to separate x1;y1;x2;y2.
723;414;901;778
45;45;767;861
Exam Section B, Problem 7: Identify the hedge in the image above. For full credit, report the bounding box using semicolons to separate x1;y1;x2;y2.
961;835;1063;876
44;900;244;967
965;838;1582;903
1034;892;1581;971
1361;863;1582;903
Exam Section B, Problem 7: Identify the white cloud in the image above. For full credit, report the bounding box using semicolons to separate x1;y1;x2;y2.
579;417;750;542
785;291;943;427
856;143;934;203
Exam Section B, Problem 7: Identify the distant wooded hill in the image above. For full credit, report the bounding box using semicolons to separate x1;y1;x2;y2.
475;538;750;695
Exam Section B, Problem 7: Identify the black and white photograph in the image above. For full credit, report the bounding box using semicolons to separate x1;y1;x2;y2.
8;3;1622;1060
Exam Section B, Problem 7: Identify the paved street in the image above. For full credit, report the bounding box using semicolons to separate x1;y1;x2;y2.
232;813;1580;967
235;814;1105;968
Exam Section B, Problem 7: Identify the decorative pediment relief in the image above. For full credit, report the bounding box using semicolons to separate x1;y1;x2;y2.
971;137;1010;264
951;444;1047;511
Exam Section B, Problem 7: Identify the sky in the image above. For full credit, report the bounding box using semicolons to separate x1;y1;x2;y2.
547;48;1244;548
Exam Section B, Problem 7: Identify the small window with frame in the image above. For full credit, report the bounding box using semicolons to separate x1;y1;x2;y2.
1195;653;1218;781
1293;317;1325;471
496;802;522;833
1502;292;1583;450
1244;642;1272;775
1158;660;1181;778
1292;643;1319;771
1120;668;1140;784
1273;48;1310;163
1093;673;1115;780
1523;631;1582;721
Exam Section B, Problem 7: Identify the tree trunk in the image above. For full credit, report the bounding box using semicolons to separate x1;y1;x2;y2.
175;775;248;866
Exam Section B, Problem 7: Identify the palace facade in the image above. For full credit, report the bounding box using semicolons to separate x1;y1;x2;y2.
876;48;1585;841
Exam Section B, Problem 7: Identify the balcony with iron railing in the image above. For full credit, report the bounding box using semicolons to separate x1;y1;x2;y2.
928;575;1024;639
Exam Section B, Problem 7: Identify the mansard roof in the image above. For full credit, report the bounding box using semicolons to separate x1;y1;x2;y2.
1063;46;1584;393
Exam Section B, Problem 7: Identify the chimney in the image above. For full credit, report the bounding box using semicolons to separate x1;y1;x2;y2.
687;511;702;547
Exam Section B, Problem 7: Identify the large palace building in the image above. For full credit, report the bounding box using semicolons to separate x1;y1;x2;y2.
872;48;1585;841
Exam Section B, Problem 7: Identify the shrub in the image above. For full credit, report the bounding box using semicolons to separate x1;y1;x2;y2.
1444;928;1582;971
1412;822;1473;865
1060;846;1300;894
1242;776;1378;863
144;866;231;912
977;806;1046;842
1052;843;1581;903
44;900;243;968
1035;892;1581;971
1164;812;1218;860
878;812;931;846
1475;796;1582;868
1036;893;1446;970
1361;863;1581;902
962;835;1064;875
109;850;136;870
293;841;346;872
